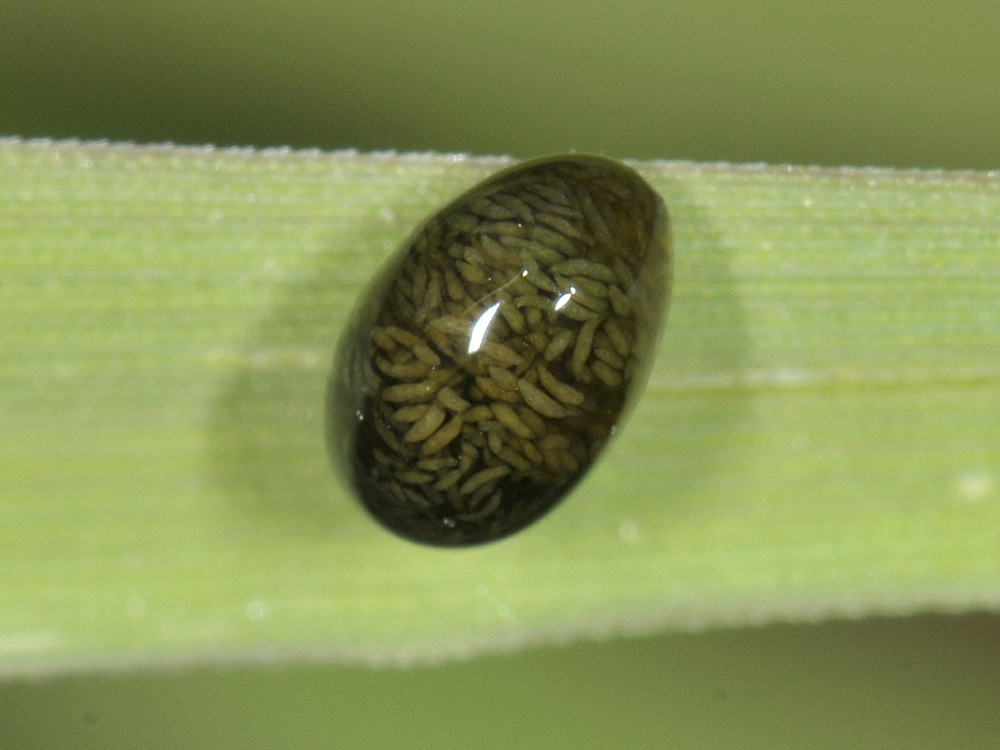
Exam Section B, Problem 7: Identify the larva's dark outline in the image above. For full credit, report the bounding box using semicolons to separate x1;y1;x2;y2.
327;155;671;546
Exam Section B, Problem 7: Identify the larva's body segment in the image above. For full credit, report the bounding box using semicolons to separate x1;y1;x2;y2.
328;155;671;546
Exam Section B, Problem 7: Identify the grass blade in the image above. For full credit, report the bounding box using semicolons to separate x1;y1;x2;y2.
1;139;998;676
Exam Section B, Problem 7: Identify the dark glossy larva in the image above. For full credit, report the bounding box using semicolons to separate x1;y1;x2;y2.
327;155;671;546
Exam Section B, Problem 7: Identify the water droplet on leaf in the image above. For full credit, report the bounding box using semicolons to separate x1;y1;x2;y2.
328;155;671;546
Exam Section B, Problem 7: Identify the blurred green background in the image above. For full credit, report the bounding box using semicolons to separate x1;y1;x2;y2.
2;0;998;747
3;0;998;168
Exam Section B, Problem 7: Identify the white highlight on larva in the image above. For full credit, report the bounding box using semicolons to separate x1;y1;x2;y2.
467;301;502;354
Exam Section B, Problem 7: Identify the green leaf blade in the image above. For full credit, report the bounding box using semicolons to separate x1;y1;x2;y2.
1;139;997;676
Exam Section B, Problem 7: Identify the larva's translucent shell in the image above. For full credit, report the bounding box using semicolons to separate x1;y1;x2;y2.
328;155;671;546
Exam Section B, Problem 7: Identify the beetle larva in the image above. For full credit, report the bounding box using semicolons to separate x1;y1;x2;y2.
327;155;671;546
